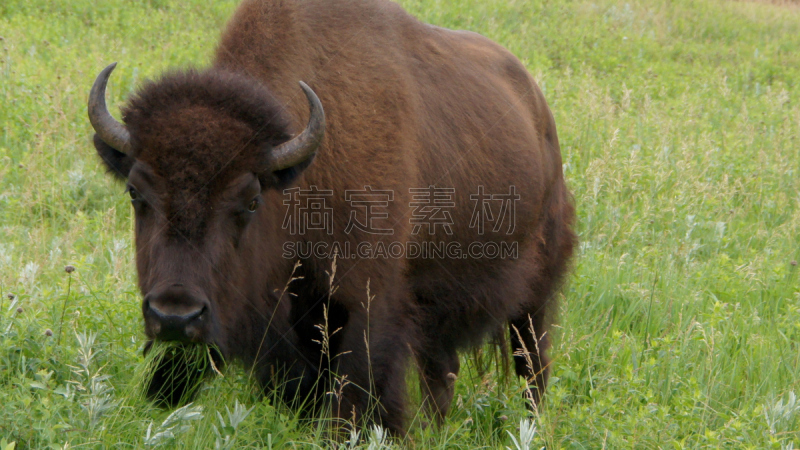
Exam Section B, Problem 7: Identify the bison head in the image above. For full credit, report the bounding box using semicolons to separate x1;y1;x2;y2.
88;63;324;404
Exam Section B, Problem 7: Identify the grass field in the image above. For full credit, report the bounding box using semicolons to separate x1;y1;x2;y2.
1;0;799;448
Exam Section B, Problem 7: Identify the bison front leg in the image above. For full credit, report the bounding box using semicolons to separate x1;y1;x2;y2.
327;309;411;436
417;342;460;425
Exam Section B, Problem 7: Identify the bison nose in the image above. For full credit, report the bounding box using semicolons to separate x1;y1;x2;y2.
143;285;209;342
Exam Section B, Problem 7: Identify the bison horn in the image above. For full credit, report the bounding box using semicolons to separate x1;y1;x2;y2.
88;62;132;153
270;81;325;171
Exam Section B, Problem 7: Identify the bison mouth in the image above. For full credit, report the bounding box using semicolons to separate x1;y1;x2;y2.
139;340;225;407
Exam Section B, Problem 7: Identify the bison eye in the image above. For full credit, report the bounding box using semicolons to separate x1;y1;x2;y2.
128;187;140;201
247;198;259;212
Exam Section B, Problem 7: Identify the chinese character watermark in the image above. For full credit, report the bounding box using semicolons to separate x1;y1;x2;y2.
282;186;334;235
409;186;455;235
344;186;394;235
469;185;519;235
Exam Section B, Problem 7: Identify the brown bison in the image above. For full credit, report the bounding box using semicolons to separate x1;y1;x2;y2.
88;0;575;435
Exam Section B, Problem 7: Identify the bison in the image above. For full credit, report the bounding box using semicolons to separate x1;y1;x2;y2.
88;0;575;435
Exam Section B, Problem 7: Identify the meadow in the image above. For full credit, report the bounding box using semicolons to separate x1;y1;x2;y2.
1;0;799;447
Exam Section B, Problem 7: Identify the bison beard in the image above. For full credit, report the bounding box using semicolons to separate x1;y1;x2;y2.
88;0;576;436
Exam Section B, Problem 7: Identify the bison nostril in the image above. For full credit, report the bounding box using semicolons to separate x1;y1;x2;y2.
184;305;206;322
143;287;209;342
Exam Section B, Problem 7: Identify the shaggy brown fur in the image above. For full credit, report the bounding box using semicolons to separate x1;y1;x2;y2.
93;0;576;435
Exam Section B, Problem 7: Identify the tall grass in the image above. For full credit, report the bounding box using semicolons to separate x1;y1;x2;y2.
1;0;799;447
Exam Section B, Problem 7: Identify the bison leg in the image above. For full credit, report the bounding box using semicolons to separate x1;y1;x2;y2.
509;310;551;407
417;343;459;424
328;310;410;435
509;191;575;407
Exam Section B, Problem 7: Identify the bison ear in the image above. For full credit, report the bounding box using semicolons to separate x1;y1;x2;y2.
93;134;134;180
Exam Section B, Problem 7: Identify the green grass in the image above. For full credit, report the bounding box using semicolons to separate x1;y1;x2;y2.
1;0;799;447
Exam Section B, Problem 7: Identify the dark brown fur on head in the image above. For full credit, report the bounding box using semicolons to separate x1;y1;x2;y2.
95;69;298;239
124;68;291;158
126;69;291;238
